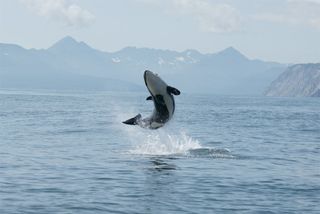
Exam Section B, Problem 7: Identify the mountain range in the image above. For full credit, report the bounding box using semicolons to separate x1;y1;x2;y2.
0;36;287;94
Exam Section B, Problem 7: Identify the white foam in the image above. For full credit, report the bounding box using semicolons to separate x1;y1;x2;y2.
128;130;201;155
110;98;201;156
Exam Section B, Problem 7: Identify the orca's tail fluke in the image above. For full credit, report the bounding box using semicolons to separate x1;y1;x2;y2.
122;114;142;125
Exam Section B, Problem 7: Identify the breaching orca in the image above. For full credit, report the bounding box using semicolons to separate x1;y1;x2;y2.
123;70;180;129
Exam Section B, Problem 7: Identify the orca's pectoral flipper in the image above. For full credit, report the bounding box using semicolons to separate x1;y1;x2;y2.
167;86;181;95
122;114;142;125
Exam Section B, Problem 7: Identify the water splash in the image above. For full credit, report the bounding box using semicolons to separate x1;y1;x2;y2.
128;130;202;155
110;98;231;157
110;98;201;155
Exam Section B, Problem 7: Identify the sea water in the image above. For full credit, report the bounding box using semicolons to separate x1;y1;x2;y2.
0;90;319;213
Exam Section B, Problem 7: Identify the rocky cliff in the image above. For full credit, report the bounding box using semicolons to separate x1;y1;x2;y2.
265;63;320;97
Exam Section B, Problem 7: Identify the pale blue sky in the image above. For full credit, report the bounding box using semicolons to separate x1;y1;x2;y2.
1;0;320;63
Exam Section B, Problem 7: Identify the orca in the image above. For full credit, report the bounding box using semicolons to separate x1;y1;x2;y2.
123;70;180;129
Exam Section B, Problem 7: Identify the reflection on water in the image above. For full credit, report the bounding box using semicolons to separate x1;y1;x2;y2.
142;158;181;213
150;158;177;172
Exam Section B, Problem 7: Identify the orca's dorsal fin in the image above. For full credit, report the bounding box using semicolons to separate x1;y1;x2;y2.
146;96;153;101
122;114;142;125
167;86;181;95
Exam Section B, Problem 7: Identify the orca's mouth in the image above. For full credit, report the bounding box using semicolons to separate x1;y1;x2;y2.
144;70;154;94
143;70;166;98
143;70;149;87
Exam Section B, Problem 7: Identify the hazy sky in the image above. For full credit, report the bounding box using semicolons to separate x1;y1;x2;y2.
1;0;320;63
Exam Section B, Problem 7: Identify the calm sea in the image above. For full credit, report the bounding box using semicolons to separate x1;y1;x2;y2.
0;90;319;213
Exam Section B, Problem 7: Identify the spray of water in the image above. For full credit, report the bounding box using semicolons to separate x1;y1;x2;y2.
128;129;202;155
110;99;201;155
110;97;232;157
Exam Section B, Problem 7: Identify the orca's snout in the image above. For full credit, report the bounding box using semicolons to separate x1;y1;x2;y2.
144;70;151;82
144;70;167;96
144;70;157;85
144;70;153;78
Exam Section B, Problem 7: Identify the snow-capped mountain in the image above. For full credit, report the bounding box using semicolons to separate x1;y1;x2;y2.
0;36;286;94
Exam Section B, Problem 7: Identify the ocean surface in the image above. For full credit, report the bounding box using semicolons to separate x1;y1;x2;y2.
0;90;319;214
